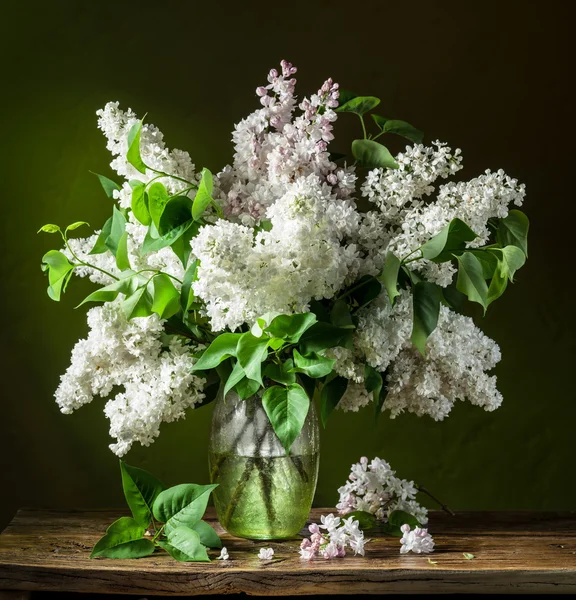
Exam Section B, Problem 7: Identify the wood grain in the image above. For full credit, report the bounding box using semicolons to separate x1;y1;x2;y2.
0;508;575;595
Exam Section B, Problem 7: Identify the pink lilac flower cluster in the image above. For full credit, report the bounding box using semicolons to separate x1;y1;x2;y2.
399;524;435;554
299;514;367;560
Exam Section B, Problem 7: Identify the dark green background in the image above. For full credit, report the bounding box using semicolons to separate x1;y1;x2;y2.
1;0;574;530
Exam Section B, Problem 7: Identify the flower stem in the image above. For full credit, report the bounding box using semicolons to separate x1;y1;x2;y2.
416;485;455;517
64;238;119;282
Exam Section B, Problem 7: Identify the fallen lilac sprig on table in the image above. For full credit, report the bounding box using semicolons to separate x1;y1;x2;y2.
300;514;367;560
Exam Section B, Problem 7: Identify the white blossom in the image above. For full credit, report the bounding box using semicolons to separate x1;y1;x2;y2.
217;547;230;560
400;525;435;554
258;547;275;560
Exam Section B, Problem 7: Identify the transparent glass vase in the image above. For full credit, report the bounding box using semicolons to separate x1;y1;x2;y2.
208;389;320;540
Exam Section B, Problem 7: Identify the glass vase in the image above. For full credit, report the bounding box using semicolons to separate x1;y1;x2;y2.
208;388;320;540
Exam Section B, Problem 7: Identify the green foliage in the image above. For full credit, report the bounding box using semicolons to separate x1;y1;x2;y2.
262;383;310;453
140;220;197;257
351;139;398;169
78;273;143;307
236;331;270;385
92;462;219;562
66;221;90;234
320;375;348;427
299;322;354;354
88;216;113;255
150;274;180;319
126;120;147;174
131;183;151;226
411;281;443;355
336;95;380;115
41;250;75;301
115;231;131;271
122;282;154;320
265;312;317;343
330;298;355;329
497;209;529;256
180;260;198;315
292;349;335;379
381;509;423;537
378;250;401;305
92;172;122;198
148;182;170;229
192;333;242;371
456;252;489;312
371;116;424;143
364;364;383;407
263;359;297;386
38;223;61;234
344;510;378;531
105;206;127;256
420;218;478;262
192;168;214;221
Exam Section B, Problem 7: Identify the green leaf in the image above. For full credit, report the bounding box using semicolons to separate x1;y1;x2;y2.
159;195;193;236
299;322;354;354
77;273;141;307
442;280;466;313
235;376;261;400
383;119;424;143
262;383;310;454
66;221;90;234
141;220;196;256
150;274;180;319
351;139;398;169
192;521;222;549
411;281;443;356
468;249;499;279
268;337;285;351
192;168;214;221
127;120;147;174
41;250;75;301
337;89;358;106
88;217;112;255
320;376;348;428
497;210;529;257
236;332;269;385
349;275;382;308
420;218;478;262
122;283;154;320
388;509;422;529
91;516;150;559
336;95;380;115
153;483;217;529
487;260;508;306
223;360;246;398
120;461;164;527
105;206;127;256
37;223;61;234
330;299;355;329
92;172;122;198
148;182;170;229
489;245;526;282
265;313;317;343
180;260;199;315
463;552;475;560
378;251;401;305
364;364;383;407
192;333;242;371
456;252;489;312
131;183;151;226
160;527;210;562
115;231;131;271
292;349;335;379
344;510;378;531
371;114;390;130
263;359;297;386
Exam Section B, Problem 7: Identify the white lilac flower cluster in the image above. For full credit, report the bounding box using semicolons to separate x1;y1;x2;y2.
299;514;366;560
55;302;205;455
399;524;435;554
53;60;525;454
337;456;428;524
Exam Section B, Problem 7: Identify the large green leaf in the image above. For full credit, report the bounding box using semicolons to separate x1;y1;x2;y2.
487;259;508;306
351;139;398;169
497;210;529;257
122;283;154;320
153;483;218;529
78;273;143;307
420;218;478;262
192;333;242;371
131;183;151;226
88;216;112;255
336;95;380;115
192;520;222;549
126;121;147;174
120;461;164;527
192;168;214;221
456;252;489;312
291;349;335;379
344;510;378;531
115;231;131;271
235;376;261;400
468;249;499;279
299;322;354;354
180;260;199;315
148;182;170;229
262;384;310;453
150;274;180;319
41;250;75;301
489;245;526;282
411;281;443;356
159;195;193;236
330;298;355;329
320;376;348;428
265;313;317;343
378;251;401;305
236;332;269;385
223;360;246;398
159;527;210;562
140;219;196;256
92;172;122;198
382;119;424;144
263;359;297;386
90;516;153;559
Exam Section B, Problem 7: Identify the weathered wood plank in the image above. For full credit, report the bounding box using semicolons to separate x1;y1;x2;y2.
0;509;575;595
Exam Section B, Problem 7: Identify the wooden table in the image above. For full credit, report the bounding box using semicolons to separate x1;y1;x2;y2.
0;508;575;597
